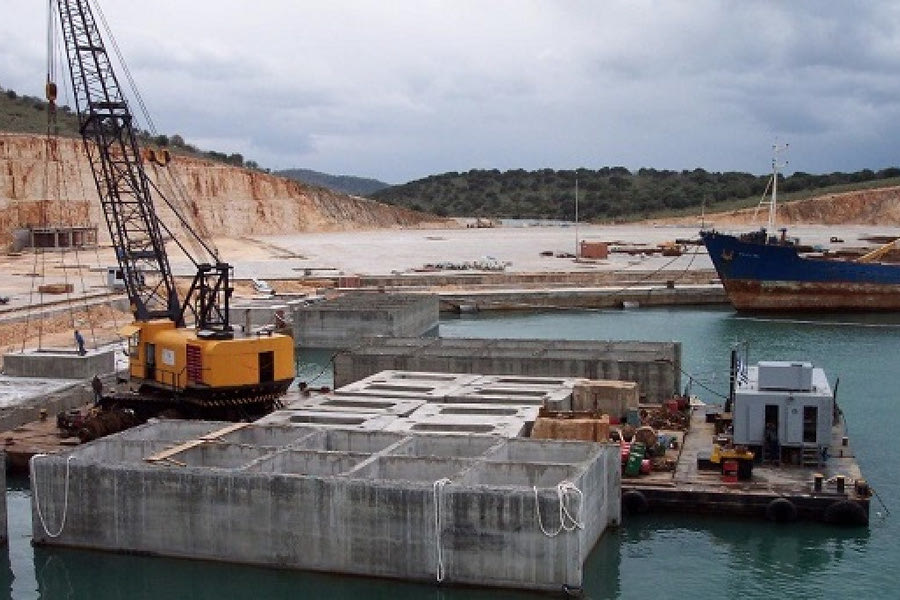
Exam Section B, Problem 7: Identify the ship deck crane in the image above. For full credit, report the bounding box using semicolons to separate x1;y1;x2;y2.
51;0;295;419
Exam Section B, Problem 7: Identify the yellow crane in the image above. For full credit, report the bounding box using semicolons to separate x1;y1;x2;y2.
50;0;295;419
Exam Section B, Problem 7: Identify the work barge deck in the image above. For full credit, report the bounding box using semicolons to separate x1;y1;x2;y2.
621;407;870;526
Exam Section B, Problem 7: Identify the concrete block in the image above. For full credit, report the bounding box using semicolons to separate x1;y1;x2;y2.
384;414;528;438
254;410;395;431
213;424;318;447
230;304;288;331
296;394;426;417
292;429;407;453
115;420;231;442
70;438;189;465
459;460;580;488
0;451;5;547
335;370;480;400
29;422;621;592
572;379;639;417
411;402;539;424
292;293;439;348
387;435;503;458
247;449;370;476
444;383;573;410
470;375;583;387
3;348;116;378
168;443;275;469
484;438;602;464
346;455;475;482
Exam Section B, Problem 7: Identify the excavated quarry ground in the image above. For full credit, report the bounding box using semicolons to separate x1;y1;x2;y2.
0;220;898;368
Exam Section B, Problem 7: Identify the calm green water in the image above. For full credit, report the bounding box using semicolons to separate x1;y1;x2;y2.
3;307;897;599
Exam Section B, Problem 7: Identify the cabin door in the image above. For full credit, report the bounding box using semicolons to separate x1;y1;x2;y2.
764;404;779;461
803;406;818;444
145;343;156;381
259;351;274;384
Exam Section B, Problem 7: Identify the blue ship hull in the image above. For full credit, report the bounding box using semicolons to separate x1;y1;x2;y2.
700;230;900;312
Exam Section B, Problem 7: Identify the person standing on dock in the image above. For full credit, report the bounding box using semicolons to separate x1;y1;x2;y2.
91;375;103;406
74;329;86;356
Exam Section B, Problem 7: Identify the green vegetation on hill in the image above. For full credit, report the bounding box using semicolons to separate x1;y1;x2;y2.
371;167;900;221
276;168;389;196
0;83;262;170
0;87;81;137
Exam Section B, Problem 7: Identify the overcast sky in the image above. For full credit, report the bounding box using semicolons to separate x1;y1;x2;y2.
2;1;899;184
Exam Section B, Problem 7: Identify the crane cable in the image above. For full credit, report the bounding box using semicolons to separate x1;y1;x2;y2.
39;1;102;352
91;0;221;264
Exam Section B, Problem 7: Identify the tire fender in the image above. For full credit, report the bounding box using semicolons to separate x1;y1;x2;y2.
765;497;798;523
824;500;867;526
622;490;649;515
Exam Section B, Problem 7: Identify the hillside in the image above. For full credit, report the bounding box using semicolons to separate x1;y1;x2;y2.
276;168;390;197
0;134;448;247
0;88;81;137
2;84;265;172
675;186;900;227
371;167;900;222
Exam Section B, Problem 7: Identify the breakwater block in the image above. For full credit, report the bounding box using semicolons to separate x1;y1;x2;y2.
30;421;620;592
3;348;116;379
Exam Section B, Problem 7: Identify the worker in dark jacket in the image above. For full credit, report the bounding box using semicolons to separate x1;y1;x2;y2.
74;329;86;356
91;375;103;406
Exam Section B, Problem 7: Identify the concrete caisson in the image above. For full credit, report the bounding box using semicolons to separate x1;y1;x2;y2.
292;293;439;348
333;338;680;404
30;421;620;592
1;452;6;547
3;348;116;379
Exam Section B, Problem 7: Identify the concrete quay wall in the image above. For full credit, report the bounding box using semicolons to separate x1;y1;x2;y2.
438;285;726;312
354;269;720;289
30;423;619;592
334;338;680;404
0;377;99;434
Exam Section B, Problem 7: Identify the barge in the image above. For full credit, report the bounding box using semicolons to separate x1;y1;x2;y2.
621;359;871;525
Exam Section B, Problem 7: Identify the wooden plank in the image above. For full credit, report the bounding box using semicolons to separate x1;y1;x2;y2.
144;439;206;463
200;422;250;441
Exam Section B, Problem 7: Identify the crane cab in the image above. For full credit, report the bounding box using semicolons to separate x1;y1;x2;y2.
120;320;295;407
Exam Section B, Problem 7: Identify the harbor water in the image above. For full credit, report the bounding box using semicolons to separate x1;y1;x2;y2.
3;307;897;598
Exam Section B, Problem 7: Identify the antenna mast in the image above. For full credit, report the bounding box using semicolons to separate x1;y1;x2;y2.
768;143;789;232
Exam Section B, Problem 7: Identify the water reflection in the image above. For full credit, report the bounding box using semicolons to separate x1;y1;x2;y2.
0;545;13;600
583;514;871;599
31;544;544;600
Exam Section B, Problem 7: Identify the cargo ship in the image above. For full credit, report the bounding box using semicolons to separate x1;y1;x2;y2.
700;146;900;312
700;228;900;312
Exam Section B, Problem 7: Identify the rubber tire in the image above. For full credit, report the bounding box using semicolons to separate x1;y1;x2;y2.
824;500;868;526
622;490;650;515
765;498;798;523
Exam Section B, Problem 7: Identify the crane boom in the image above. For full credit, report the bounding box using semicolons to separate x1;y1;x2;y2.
54;0;233;333
48;0;295;418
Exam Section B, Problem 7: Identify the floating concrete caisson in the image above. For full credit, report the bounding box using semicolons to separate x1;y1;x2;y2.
292;293;439;348
30;421;620;593
334;337;679;403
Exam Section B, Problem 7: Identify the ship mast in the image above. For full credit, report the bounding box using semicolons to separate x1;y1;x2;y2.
768;143;789;232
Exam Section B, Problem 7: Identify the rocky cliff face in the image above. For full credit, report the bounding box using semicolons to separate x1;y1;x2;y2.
676;187;900;227
0;133;446;246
